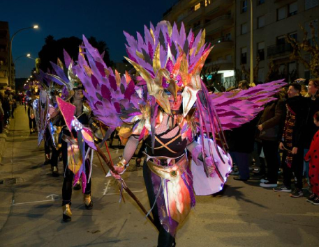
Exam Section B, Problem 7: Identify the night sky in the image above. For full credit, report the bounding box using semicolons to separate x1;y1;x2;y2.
1;0;175;78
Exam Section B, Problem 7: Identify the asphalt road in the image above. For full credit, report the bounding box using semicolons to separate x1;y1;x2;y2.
0;106;319;247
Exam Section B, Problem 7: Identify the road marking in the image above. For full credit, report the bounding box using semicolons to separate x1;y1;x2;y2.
104;189;144;196
13;194;59;206
103;180;111;195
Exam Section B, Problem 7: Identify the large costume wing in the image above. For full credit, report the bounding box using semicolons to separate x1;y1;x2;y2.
75;35;145;134
207;79;286;130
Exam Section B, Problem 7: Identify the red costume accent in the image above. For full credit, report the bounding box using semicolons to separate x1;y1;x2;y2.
305;130;319;195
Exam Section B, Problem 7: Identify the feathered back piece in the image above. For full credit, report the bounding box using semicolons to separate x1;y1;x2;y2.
45;49;82;100
75;35;142;132
124;21;212;116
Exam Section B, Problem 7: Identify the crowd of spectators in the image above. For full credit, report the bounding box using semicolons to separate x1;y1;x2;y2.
0;90;19;133
228;79;319;205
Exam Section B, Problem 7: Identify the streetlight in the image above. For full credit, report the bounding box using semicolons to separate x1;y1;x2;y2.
8;24;39;87
14;53;32;62
26;53;35;60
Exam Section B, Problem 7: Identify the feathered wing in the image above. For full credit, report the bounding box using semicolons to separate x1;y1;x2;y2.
208;79;287;130
75;35;145;135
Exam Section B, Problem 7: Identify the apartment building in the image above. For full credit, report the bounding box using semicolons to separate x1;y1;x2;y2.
0;21;13;89
236;0;319;83
163;0;236;88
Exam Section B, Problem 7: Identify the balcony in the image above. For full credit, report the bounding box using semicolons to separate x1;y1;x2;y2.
184;6;205;24
205;15;233;35
267;43;293;58
205;60;234;70
205;0;233;16
211;40;233;54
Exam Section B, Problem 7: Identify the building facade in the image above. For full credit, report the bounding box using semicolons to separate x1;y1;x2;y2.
163;0;319;88
163;0;236;89
236;0;318;83
0;21;13;90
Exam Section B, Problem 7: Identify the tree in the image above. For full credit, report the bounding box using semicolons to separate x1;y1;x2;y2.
286;22;319;78
241;56;261;83
38;36;114;72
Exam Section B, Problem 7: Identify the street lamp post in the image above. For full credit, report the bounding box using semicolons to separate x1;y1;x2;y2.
14;53;32;63
250;0;253;85
8;25;39;88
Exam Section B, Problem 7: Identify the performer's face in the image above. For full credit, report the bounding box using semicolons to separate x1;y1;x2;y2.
314;117;319;127
74;89;83;100
168;93;182;110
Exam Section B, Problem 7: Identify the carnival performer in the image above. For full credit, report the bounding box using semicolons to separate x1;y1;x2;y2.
72;21;286;246
43;52;98;222
46;89;64;177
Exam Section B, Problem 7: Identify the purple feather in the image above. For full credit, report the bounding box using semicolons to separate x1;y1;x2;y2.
124;80;135;101
95;61;106;77
101;84;112;102
63;49;72;68
50;62;69;83
109;75;117;91
91;74;99;89
113;102;121;113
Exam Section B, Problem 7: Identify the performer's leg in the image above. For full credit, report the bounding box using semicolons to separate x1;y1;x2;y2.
143;163;176;246
51;148;59;176
84;159;93;209
62;140;72;221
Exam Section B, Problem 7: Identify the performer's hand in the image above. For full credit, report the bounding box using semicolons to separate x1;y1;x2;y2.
292;147;298;155
258;124;263;131
110;166;124;180
279;142;284;150
45;154;50;160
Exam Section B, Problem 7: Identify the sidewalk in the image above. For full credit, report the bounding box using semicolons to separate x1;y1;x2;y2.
0;105;31;231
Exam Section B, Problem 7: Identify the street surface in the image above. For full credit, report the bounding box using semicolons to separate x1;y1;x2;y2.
0;106;319;247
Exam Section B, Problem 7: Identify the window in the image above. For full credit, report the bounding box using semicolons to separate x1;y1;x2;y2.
258;68;265;83
225;33;232;41
241;1;247;13
257;0;265;5
305;0;319;10
241;23;248;34
277;6;287;21
257;42;265;60
0;45;6;52
241;47;247;64
257;16;265;28
305;19;318;45
277;35;286;45
0;70;6;78
288;2;297;16
194;3;201;11
205;0;211;6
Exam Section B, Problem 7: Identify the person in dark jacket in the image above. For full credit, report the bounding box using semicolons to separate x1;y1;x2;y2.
301;79;319;185
228;116;259;181
258;94;286;188
275;83;306;197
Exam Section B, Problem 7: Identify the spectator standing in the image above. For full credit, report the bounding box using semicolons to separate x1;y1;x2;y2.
28;102;36;134
301;79;319;186
258;93;286;188
275;83;306;197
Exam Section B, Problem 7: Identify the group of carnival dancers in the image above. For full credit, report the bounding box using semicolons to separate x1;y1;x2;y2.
31;21;291;246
